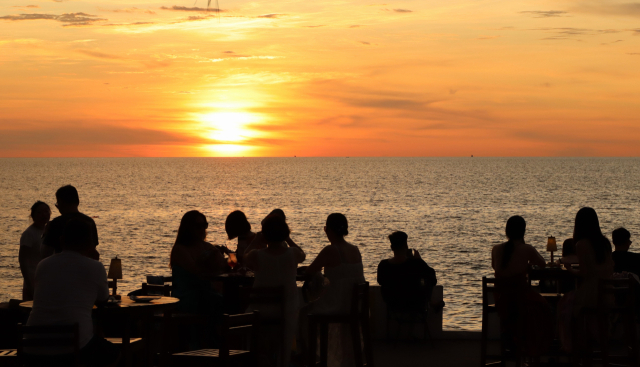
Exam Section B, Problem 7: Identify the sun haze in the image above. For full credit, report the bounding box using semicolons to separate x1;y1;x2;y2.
1;0;639;157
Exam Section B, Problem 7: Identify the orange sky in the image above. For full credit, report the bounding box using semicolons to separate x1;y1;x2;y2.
1;0;640;157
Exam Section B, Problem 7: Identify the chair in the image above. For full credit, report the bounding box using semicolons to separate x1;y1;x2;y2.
384;285;432;343
248;286;286;364
480;277;522;367
307;282;375;367
17;324;80;367
575;276;639;367
0;349;18;367
170;311;260;367
159;310;214;366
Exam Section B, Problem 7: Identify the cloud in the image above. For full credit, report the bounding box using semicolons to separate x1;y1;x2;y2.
76;49;123;60
628;52;640;55
12;5;39;8
304;25;325;28
0;12;106;26
476;35;500;40
102;21;155;27
222;51;234;53
359;41;371;45
349;25;361;28
520;10;569;18
392;9;412;13
258;13;286;18
101;7;156;14
532;27;625;39
160;6;221;12
0;124;206;147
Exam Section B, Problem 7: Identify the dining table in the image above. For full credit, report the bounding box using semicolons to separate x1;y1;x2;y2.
20;296;179;367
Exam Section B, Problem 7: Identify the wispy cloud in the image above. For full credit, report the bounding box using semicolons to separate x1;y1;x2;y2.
160;6;222;12
0;12;106;26
258;13;287;18
520;10;569;18
12;5;39;8
572;2;640;18
76;49;123;60
392;9;412;13
100;7;156;15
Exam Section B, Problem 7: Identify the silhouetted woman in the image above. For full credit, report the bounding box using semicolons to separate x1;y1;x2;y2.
491;215;550;357
559;207;614;351
19;201;51;300
170;210;226;316
225;210;256;265
305;213;365;367
245;214;305;367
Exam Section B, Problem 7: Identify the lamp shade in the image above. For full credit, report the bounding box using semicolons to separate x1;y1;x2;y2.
107;256;123;279
546;236;558;252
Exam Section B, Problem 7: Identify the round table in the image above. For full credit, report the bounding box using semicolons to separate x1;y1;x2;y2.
20;297;179;367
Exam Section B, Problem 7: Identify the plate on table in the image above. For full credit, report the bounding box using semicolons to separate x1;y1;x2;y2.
129;295;161;303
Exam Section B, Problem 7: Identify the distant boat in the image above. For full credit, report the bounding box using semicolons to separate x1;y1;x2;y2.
471;155;474;158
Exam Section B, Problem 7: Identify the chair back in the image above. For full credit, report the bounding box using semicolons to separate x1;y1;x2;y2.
17;324;80;366
219;312;261;362
141;283;172;296
350;282;370;319
598;276;636;310
481;277;497;308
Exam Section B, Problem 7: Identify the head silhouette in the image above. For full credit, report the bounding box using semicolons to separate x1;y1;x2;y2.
501;215;526;269
30;201;51;225
573;207;611;264
176;210;208;246
261;214;290;244
55;185;80;214
225;210;251;240
325;213;348;239
388;231;408;253
612;227;631;251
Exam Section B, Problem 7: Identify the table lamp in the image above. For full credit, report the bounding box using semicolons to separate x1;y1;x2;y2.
107;256;123;300
546;236;558;264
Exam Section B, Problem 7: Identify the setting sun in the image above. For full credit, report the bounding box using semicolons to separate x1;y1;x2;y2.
200;112;261;143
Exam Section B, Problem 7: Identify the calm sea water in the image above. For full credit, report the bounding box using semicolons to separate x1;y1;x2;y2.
1;158;639;330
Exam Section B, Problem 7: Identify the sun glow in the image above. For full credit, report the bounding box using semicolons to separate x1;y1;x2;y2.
200;112;260;143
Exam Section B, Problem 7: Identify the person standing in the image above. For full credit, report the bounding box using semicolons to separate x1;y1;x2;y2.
19;201;51;301
42;185;100;260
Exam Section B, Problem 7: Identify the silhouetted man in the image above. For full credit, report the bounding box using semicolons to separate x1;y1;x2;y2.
612;227;640;278
42;185;99;260
377;231;437;312
27;219;118;366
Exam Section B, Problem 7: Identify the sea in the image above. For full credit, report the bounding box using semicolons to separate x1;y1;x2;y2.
1;157;639;330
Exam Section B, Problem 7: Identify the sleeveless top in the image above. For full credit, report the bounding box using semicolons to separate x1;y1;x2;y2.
250;246;299;316
312;245;365;315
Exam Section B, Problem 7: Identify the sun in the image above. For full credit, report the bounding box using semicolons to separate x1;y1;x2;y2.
198;111;263;156
200;111;259;143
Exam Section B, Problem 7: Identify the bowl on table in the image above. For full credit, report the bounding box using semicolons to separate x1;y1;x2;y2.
129;295;161;303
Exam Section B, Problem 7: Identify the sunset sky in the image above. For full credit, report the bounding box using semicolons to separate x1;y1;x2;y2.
1;0;640;157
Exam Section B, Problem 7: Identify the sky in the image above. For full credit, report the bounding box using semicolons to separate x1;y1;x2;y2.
1;0;640;157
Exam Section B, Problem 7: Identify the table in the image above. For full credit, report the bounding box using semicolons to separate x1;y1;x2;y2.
20;297;179;367
528;267;577;298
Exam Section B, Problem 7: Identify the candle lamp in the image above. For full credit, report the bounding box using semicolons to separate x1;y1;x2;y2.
546;236;558;264
107;256;123;300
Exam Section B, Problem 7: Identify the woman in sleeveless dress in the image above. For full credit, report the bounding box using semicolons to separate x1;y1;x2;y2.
245;214;306;367
305;213;365;367
225;210;256;266
558;207;614;351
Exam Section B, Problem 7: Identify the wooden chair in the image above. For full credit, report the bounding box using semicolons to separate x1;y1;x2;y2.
17;324;80;367
159;310;214;366
248;286;286;364
307;282;375;367
170;311;260;367
575;276;639;367
384;285;433;344
480;277;522;367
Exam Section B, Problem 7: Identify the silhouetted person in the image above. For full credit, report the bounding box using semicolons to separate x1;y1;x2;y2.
611;227;640;277
377;231;437;313
225;210;256;265
42;185;99;260
243;209;300;260
559;207;614;351
26;219;119;366
245;214;305;367
491;216;551;356
19;201;51;301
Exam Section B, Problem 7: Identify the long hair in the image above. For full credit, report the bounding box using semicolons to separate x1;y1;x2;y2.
501;216;526;269
170;210;207;268
573;207;611;264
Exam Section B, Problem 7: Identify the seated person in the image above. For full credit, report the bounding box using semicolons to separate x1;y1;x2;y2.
243;209;300;261
26;219;118;367
225;210;256;265
170;210;226;316
377;231;437;313
561;238;578;266
611;227;640;278
42;185;100;260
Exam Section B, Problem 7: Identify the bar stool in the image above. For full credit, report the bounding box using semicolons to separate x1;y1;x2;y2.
307;282;374;367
